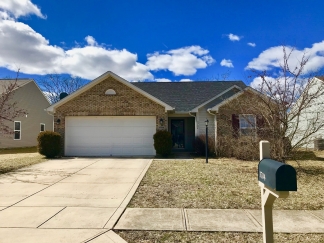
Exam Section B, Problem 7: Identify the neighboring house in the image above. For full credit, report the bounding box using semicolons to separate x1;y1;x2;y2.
46;71;265;156
290;76;324;149
0;79;53;148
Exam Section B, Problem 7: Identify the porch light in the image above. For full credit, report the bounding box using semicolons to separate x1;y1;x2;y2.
159;118;164;126
56;119;61;125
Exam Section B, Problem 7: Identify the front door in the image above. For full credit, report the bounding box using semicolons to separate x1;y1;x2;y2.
171;119;185;149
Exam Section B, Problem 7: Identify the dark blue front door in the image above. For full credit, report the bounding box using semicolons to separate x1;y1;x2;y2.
171;119;185;149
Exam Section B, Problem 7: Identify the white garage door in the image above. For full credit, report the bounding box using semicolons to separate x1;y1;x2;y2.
65;116;156;156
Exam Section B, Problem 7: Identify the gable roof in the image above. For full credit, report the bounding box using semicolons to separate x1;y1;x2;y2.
208;87;267;112
46;71;175;113
0;79;51;105
0;79;33;94
133;81;246;112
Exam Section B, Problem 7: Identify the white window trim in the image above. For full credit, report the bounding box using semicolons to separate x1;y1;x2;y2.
14;121;21;140
40;123;45;132
239;114;256;136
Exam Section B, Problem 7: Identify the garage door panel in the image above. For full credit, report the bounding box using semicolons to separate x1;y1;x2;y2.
65;116;156;156
66;147;111;156
66;127;112;137
68;139;113;147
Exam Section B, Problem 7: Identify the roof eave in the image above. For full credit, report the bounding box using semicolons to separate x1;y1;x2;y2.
208;86;265;112
190;85;244;113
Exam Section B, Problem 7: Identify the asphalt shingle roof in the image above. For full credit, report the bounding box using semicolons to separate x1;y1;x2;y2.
133;81;246;112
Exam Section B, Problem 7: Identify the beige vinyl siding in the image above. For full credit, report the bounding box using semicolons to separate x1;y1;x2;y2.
290;78;324;149
0;81;53;148
197;106;216;138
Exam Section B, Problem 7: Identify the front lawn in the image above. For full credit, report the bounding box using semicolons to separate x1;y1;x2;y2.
128;158;324;210
116;231;324;243
0;146;37;154
118;157;324;242
0;152;47;174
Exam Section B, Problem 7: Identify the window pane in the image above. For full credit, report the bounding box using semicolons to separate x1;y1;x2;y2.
14;131;20;140
41;124;45;131
240;128;255;136
239;115;255;129
14;122;20;130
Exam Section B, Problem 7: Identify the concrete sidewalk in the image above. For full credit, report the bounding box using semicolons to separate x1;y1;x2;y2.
115;208;324;233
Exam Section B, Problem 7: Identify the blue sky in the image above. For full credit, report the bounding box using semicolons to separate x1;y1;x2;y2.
1;0;324;85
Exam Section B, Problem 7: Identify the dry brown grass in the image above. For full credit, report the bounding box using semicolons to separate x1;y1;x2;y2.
116;231;324;243
0;153;47;174
0;146;37;154
128;158;324;210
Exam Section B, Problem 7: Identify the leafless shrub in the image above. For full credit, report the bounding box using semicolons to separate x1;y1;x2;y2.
0;70;27;136
216;46;324;162
38;74;87;104
193;135;215;156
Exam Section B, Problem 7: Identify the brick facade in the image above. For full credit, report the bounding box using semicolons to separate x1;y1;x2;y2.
215;90;272;159
54;76;168;155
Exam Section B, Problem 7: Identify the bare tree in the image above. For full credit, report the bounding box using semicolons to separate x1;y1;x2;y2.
203;71;231;81
38;74;87;104
218;46;324;161
0;70;27;136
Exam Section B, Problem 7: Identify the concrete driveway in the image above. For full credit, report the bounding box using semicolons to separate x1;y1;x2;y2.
0;157;152;243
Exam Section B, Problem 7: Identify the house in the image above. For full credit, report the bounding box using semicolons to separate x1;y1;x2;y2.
46;71;265;157
0;79;53;148
290;76;324;149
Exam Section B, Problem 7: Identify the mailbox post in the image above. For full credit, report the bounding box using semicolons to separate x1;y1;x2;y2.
259;141;297;243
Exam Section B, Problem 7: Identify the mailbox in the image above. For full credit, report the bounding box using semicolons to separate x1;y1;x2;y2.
258;159;297;191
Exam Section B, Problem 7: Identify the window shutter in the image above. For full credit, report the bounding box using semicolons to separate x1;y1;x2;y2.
256;115;265;136
232;114;239;138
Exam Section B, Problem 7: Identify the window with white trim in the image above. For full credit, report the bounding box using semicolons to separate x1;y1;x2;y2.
40;123;45;132
239;114;256;136
14;121;21;140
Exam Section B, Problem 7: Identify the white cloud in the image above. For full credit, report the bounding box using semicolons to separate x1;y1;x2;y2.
0;0;45;18
146;46;215;76
85;36;97;46
0;18;153;81
248;42;256;47
155;78;171;82
227;33;241;42
179;79;192;82
250;76;277;89
250;76;306;103
246;42;324;74
0;11;13;20
220;59;234;68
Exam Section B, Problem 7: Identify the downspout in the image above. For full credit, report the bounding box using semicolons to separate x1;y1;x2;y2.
189;111;197;136
207;109;217;156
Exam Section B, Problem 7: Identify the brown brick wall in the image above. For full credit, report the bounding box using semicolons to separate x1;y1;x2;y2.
54;76;168;155
215;90;273;159
217;90;258;135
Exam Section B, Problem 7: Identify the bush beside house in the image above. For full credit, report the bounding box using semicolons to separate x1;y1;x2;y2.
193;135;215;156
153;130;173;157
37;131;61;158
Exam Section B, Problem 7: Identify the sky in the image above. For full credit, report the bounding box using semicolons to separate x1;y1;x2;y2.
1;0;324;86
